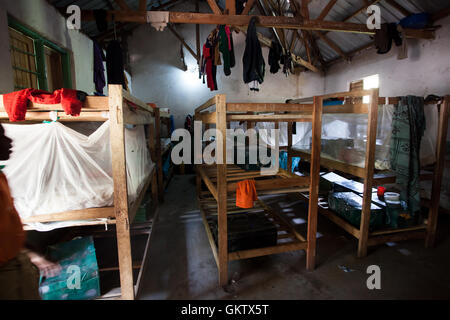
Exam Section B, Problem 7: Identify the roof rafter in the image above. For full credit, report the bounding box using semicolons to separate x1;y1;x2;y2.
79;10;435;39
317;0;337;21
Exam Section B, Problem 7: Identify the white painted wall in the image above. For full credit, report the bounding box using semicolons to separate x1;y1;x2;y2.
128;3;324;128
0;0;96;94
324;16;450;97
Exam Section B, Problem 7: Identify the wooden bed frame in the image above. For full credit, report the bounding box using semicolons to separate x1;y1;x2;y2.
288;90;449;258
194;94;323;286
0;84;163;300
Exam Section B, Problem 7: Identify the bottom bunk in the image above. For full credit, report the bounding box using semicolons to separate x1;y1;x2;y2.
198;196;308;263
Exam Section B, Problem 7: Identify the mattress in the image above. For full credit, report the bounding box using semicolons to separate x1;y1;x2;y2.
0;121;154;231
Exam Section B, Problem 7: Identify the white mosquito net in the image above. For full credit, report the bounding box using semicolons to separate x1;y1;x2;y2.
1;121;154;231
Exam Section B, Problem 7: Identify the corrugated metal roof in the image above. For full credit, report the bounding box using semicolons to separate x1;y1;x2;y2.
49;0;449;66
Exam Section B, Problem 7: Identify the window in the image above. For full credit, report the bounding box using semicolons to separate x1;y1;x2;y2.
9;28;38;90
8;16;72;92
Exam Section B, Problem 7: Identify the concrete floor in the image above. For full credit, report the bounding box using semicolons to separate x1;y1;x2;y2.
139;174;450;300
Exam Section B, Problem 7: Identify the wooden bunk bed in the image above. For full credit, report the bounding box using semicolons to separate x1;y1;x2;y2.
0;84;163;300
194;94;323;286
288;89;449;258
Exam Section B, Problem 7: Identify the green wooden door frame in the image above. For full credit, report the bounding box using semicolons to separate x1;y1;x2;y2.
8;15;73;90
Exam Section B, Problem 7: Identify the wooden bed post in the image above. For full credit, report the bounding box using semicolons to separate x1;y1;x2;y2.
426;96;449;247
306;96;323;270
148;116;159;210
154;107;164;202
216;94;228;286
195;112;203;197
109;85;135;300
358;89;379;258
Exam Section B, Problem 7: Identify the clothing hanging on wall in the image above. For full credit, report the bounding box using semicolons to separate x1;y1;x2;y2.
93;10;108;33
218;25;235;76
106;40;125;87
243;17;265;91
93;41;106;94
268;41;282;74
375;23;402;54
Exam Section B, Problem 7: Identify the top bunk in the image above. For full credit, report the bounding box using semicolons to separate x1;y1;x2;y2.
288;89;446;182
0;85;155;125
194;94;316;123
194;94;324;197
0;85;159;231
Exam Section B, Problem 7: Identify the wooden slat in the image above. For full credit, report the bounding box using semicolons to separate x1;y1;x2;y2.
227;103;313;112
228;241;307;261
367;230;426;247
226;176;310;192
109;85;134;300
198;166;219;201
370;224;427;237
198;111;217;124
0;95;109;112
200;202;220;267
195;96;217;113
135;212;158;298
21;207;115;224
122;90;154;113
227;114;313;122
0;111;109;123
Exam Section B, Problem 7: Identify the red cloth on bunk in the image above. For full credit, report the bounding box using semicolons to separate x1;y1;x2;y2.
2;89;35;122
0;173;25;266
2;88;82;122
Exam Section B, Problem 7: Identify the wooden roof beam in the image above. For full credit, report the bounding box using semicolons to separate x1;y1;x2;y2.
167;24;199;63
80;11;435;38
207;0;223;15
241;0;256;15
226;0;236;15
314;30;349;61
317;0;337;21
